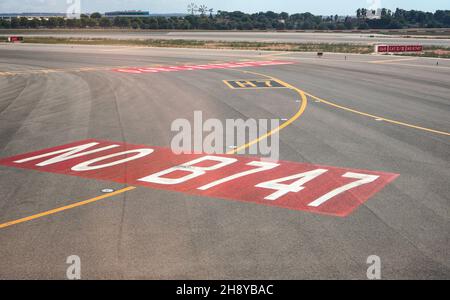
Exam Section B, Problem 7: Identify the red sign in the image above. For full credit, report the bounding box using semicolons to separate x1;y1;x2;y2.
0;140;399;217
377;45;423;53
113;61;295;74
8;36;23;43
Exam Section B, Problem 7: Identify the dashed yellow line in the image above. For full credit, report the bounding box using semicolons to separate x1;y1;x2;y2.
0;187;136;229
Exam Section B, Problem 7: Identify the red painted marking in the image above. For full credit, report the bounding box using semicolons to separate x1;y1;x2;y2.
0;140;399;217
113;61;295;74
377;45;423;53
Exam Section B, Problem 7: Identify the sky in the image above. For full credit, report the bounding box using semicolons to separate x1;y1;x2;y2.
0;0;449;15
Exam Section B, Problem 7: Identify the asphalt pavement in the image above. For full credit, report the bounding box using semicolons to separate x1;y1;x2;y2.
0;43;449;279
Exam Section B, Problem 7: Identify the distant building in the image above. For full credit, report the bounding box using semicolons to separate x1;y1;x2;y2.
0;13;67;20
104;10;150;18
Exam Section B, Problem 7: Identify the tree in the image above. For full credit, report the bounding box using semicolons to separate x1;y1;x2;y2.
90;12;102;19
358;22;369;30
3;8;448;31
28;18;40;28
66;18;80;28
47;17;59;28
361;8;367;18
99;17;111;28
0;19;11;29
280;12;289;20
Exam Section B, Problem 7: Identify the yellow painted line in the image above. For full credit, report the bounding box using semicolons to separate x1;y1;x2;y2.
222;80;236;89
305;92;450;136
226;70;308;154
369;57;418;64
223;86;288;90
235;80;257;88
223;79;289;90
0;187;136;230
238;68;449;137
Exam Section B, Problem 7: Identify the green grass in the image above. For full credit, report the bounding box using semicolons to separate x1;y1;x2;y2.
15;37;374;54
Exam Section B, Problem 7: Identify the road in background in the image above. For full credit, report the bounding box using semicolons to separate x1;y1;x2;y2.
0;43;449;279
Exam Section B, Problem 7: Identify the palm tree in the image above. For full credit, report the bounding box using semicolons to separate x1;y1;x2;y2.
187;3;198;15
208;8;214;18
361;8;368;18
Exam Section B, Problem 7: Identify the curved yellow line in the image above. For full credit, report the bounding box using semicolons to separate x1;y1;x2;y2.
305;92;450;136
233;68;450;137
226;70;308;154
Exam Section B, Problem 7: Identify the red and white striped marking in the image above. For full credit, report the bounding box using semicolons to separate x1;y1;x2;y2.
113;60;295;74
0;139;399;217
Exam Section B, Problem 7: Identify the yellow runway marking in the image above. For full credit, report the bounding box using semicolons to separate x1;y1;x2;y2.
227;70;308;154
0;187;136;230
304;92;450;136
223;79;289;89
223;80;236;89
239;68;449;137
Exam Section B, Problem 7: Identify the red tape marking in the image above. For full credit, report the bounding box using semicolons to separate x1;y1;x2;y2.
0;139;399;217
113;61;295;74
